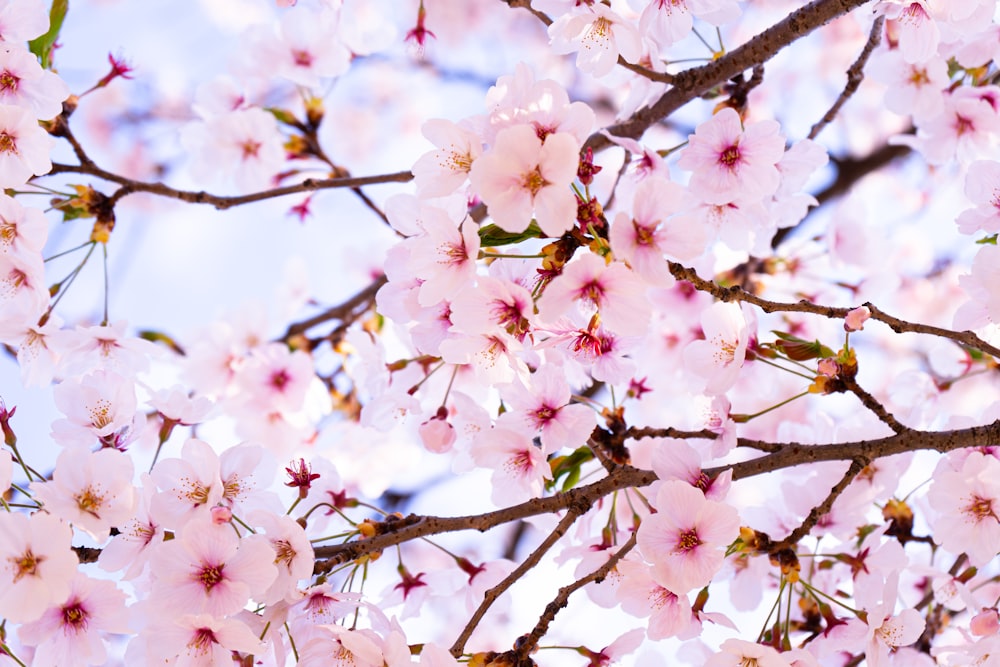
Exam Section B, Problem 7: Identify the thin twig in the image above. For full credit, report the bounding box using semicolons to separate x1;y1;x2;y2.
513;532;638;661
668;262;1000;360
842;376;908;434
768;456;868;552
807;16;884;141
450;508;585;658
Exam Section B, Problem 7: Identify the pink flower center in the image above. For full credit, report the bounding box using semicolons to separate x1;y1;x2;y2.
908;66;930;87
954;115;975;136
532;405;557;427
719;144;741;168
633;221;657;246
0;70;18;92
197;563;225;591
75;485;106;517
9;548;42;582
0;131;17;154
189;627;219;654
292;49;313;67
271;369;291;390
675;528;702;553
522;167;548;196
964;495;998;522
241;139;262;160
504;449;536;476
491;299;529;339
273;539;296;568
61;600;89;631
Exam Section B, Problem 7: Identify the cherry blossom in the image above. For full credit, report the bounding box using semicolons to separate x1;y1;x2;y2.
0;102;54;187
243;5;352;89
412;118;484;198
548;4;642;78
30;447;135;541
682;301;752;396
636;480;740;594
499;363;597;454
50;370;138;448
17;572;129;667
928;451;1000;566
0;44;69;119
149;517;278;617
180;107;285;192
537;252;651;336
677;107;785;206
469;124;580;237
470;418;552;505
0;511;78;623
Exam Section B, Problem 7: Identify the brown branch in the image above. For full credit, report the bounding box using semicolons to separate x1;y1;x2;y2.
585;0;872;153
46;162;415;211
807;16;884;141
668;262;1000;360
627;426;718;440
502;0;553;26
311;420;1000;573
768;456;868;552
513;532;638;662
450;508;585;658
842;376;908;434
282;275;388;341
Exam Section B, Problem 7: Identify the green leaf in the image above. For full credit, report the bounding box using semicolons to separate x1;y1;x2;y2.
478;221;544;247
29;0;68;70
770;330;835;361
977;233;998;245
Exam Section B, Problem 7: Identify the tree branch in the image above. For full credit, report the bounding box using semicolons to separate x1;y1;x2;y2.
668;262;1000;360
807;16;884;141
513;532;638;662
450;508;585;657
585;0;872;152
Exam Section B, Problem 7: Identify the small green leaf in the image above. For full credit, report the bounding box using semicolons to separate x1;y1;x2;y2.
977;233;998;245
771;330;835;361
478;221;544;247
29;0;68;70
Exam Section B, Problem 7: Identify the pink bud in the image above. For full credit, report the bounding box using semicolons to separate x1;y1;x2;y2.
844;306;871;332
418;416;456;454
211;505;232;524
817;358;839;377
971;608;1000;636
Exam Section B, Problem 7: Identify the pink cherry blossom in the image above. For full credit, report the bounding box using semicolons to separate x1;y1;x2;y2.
676;107;785;205
51;370;138;448
537;252;651;337
0;44;69;119
412;118;484;198
0;102;54;187
877;1;940;63
927;450;1000;566
868;49;948;123
483;62;596;144
17;572;129;667
615;556;700;640
150;517;278;617
637;0;741;47
705;639;792;666
469;124;579;237
636;480;740;594
548;4;642;78
99;481;163;579
449;275;535;341
30;447;135;541
609;175;707;285
0;302;61;386
243;5;351;88
254;512;315;605
682;301;752;396
500;364;597;454
144;613;266;666
401;206;481;307
471;420;552;505
180;107;285;192
0;511;78;623
958;160;1000;234
149;437;224;527
56;319;157;377
0;193;45;259
0;0;50;43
